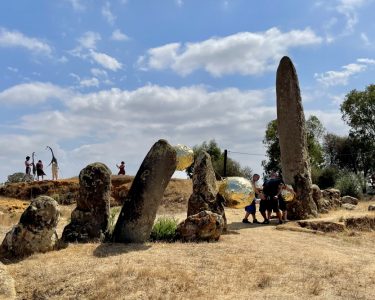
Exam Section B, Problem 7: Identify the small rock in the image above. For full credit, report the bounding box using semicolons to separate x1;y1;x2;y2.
341;196;359;205
368;205;375;211
176;210;224;242
342;203;356;210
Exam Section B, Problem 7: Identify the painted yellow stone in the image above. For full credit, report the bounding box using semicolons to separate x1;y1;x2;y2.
281;184;295;202
174;144;194;171
218;177;255;209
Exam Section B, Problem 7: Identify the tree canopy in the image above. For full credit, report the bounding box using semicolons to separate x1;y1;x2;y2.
341;84;375;140
186;139;252;180
262;115;325;174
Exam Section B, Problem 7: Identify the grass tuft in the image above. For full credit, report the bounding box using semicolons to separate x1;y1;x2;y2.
150;216;178;242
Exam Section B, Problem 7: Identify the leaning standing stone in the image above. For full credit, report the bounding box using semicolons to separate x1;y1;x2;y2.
0;196;60;261
187;151;227;229
113;140;177;243
276;56;318;219
62;162;111;242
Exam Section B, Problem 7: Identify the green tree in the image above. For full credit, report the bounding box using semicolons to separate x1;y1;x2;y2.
186;139;252;179
262;115;325;174
341;84;375;140
323;133;375;177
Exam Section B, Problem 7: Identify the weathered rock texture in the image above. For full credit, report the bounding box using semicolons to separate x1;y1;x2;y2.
276;56;318;220
0;262;16;299
297;220;345;233
369;205;375;211
342;203;356;210
0;196;60;261
113;140;177;243
177;210;224;242
341;196;359;205
187;151;227;229
62;162;111;242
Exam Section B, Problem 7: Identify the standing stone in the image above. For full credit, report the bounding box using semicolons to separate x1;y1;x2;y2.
187;151;227;229
0;196;60;261
276;56;318;219
62;162;111;242
113;140;177;243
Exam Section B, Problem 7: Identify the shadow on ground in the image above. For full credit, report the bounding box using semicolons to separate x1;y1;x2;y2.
93;243;151;258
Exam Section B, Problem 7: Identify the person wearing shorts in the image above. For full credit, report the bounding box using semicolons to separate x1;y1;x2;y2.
242;174;262;224
262;171;284;224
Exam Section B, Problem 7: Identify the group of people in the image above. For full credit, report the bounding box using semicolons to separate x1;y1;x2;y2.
243;171;294;225
24;156;51;181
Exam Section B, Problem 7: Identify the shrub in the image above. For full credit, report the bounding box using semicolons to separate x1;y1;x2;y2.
335;172;362;198
317;167;340;189
150;217;178;242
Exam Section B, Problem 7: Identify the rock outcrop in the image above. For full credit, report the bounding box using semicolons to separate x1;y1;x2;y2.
0;196;60;261
62;163;111;242
341;196;359;205
113;140;177;243
187;151;227;229
177;211;224;242
276;56;317;220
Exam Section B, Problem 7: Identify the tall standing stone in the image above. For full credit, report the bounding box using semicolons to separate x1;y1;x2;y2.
62;162;111;242
276;56;318;219
0;196;60;261
113;140;177;243
187;151;227;229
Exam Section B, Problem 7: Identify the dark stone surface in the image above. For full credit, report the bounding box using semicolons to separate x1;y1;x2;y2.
187;151;227;229
0;196;60;261
276;56;318;219
113;140;177;243
62;162;111;242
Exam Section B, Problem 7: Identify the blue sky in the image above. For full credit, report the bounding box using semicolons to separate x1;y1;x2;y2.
1;0;375;182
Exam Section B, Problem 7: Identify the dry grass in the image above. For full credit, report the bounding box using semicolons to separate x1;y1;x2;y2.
1;194;375;299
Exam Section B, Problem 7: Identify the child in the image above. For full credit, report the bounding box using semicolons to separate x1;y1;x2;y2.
116;161;126;175
242;174;262;224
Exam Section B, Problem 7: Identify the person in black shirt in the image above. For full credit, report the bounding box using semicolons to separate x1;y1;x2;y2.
261;171;284;224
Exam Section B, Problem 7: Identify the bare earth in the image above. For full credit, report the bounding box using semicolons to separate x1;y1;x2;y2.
1;187;375;299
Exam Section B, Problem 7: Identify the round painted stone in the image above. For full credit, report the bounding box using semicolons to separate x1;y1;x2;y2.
282;184;295;202
174;144;194;171
218;177;255;209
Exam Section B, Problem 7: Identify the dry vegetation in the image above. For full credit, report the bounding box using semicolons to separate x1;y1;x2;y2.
1;182;375;299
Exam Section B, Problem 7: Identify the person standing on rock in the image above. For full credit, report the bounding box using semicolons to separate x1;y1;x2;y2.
242;174;262;224
36;160;46;181
116;161;126;175
25;156;32;175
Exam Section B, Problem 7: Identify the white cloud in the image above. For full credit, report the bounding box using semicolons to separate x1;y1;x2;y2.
80;77;99;88
7;67;18;73
91;68;108;78
0;27;52;55
139;27;322;77
176;0;183;7
66;0;85;11
315;58;375;86
357;58;375;64
102;2;116;25
90;50;122;71
0;82;69;105
78;31;101;49
360;32;371;45
336;0;370;32
110;29;129;41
